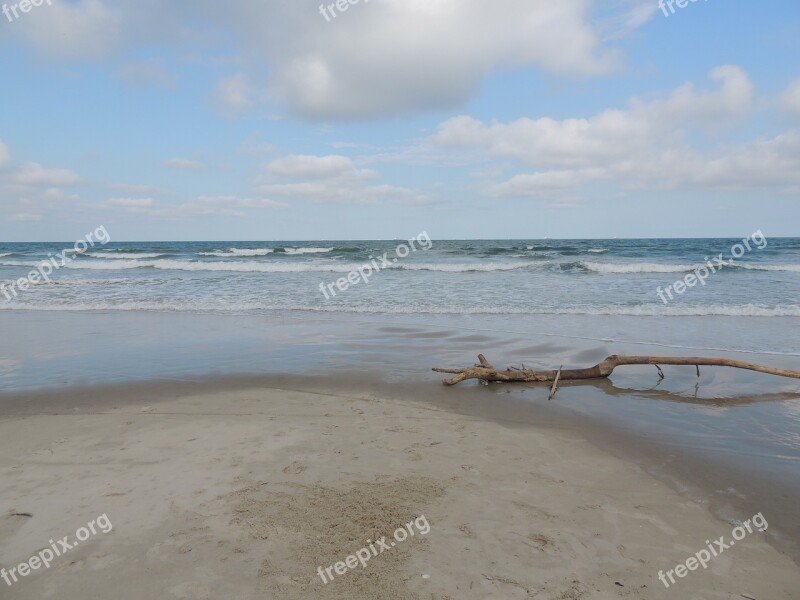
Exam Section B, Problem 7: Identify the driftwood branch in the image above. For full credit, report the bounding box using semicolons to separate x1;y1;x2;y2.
433;354;800;386
548;366;562;400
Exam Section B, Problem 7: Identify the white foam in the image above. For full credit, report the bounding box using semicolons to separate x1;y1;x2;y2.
0;260;40;268
56;259;546;273
86;252;164;259
3;299;797;318
62;259;369;273
582;260;800;274
581;261;703;274
736;263;800;273
561;304;800;317
199;248;275;257
283;247;334;254
588;248;609;254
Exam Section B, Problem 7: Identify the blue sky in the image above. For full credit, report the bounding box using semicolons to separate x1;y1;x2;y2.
1;0;799;241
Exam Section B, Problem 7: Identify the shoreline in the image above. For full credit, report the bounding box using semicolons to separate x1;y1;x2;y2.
2;376;799;598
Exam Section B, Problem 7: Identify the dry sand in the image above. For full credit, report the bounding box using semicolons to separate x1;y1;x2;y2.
0;382;798;599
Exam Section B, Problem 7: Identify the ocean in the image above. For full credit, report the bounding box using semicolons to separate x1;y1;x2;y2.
2;237;799;318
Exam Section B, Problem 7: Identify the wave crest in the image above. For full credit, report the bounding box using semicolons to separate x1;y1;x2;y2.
199;248;275;257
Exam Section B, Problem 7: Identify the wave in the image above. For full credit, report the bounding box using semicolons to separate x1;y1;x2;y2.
580;261;800;274
2;301;798;318
7;256;800;276
97;248;164;253
526;244;582;252
199;248;275;257
200;247;340;257
483;245;591;256
62;259;371;273
398;262;542;272
49;277;135;287
282;247;334;254
0;260;40;268
736;263;800;273
580;262;707;274
588;248;609;254
55;259;545;273
483;246;529;256
85;252;164;259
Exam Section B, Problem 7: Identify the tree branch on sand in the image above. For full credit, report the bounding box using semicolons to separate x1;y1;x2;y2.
433;354;800;387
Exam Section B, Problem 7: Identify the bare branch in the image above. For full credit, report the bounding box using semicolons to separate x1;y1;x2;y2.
433;355;800;386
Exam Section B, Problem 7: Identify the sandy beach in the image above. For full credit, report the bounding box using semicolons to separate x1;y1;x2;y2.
1;377;798;600
4;0;800;597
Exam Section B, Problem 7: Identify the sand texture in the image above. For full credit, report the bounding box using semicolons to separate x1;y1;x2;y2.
1;383;798;599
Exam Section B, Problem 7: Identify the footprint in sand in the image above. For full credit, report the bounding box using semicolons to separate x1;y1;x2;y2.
282;462;307;475
459;524;475;537
528;533;554;551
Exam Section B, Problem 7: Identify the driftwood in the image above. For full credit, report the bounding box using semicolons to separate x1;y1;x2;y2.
433;354;800;386
548;366;562;400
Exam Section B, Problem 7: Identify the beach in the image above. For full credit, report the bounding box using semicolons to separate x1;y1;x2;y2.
5;0;800;596
1;238;799;598
2;375;799;599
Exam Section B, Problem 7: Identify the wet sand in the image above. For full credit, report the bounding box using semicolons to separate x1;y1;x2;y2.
1;378;799;599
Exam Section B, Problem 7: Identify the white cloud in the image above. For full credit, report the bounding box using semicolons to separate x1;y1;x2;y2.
780;80;800;117
12;0;122;60
43;187;81;201
6;0;634;119
101;195;287;219
210;74;254;116
262;0;620;119
433;66;754;168
422;66;798;197
0;139;10;165
594;0;660;41
259;153;427;204
265;155;375;180
164;158;206;171
488;169;608;197
15;162;83;187
0;144;84;220
691;132;800;189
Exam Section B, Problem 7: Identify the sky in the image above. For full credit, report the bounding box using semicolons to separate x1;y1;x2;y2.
0;0;799;241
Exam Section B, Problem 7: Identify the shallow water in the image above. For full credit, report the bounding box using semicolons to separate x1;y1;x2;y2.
2;309;798;476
